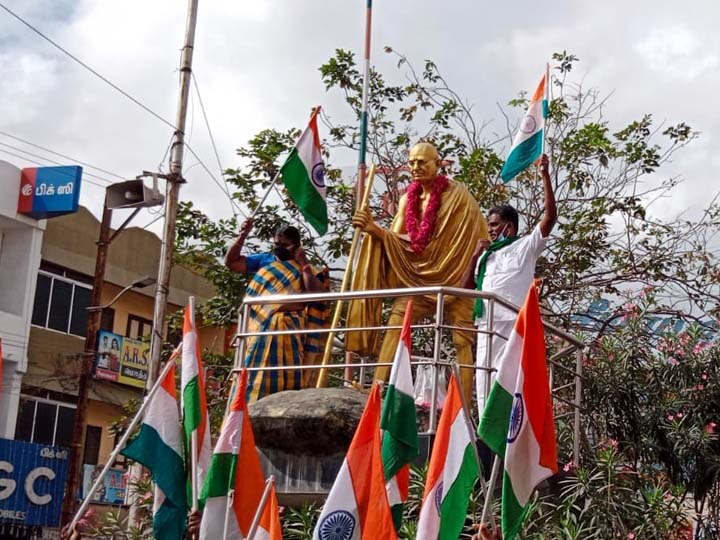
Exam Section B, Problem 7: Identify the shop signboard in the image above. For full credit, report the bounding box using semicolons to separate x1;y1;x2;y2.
0;439;69;527
17;166;82;219
96;330;149;388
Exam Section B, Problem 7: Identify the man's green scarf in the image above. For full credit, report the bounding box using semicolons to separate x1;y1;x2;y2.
473;236;520;319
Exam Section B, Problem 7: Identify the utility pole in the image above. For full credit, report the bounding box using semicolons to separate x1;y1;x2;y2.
146;0;199;387
60;202;111;526
126;3;199;529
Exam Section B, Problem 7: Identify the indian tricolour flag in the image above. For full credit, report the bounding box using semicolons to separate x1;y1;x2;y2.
199;370;278;539
478;282;558;540
500;70;549;183
280;107;328;235
313;384;397;540
417;373;479;540
121;362;187;540
181;301;211;507
381;300;419;531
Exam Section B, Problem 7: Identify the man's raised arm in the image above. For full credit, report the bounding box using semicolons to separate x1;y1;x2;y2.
539;154;557;237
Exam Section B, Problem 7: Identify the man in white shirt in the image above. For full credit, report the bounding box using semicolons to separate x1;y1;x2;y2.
462;154;557;415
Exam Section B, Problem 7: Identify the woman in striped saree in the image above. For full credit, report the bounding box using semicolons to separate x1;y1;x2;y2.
225;221;329;402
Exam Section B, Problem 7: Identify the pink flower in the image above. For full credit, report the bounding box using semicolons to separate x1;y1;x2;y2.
667;414;675;421
608;438;618;449
697;384;705;391
706;422;717;434
628;533;636;539
701;373;708;380
563;460;575;472
676;412;683;419
667;357;678;366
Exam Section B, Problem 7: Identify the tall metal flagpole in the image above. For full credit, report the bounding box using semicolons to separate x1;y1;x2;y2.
357;0;373;194
343;0;374;382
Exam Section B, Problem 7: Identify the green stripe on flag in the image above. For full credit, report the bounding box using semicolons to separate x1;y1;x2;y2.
500;130;543;183
121;424;186;511
478;382;514;458
200;452;237;501
182;376;202;436
381;385;419;478
438;444;479;540
154;499;187;540
281;148;328;235
501;472;528;540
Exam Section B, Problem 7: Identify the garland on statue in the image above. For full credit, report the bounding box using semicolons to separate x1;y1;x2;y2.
405;175;449;253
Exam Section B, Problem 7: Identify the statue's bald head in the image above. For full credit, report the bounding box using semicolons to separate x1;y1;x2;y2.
408;142;440;183
410;142;440;161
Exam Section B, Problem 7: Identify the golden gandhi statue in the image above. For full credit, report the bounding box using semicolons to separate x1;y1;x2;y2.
347;142;489;402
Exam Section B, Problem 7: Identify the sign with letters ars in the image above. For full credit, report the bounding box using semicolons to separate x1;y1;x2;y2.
17;165;82;219
0;439;69;527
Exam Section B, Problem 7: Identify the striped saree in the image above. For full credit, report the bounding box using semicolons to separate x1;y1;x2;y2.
244;259;329;402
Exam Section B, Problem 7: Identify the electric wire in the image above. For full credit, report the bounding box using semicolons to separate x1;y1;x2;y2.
0;141;114;185
191;72;242;217
0;2;244;218
0;148;107;189
0;130;124;179
0;2;177;133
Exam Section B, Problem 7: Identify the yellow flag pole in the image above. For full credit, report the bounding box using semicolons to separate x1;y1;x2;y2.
316;164;377;388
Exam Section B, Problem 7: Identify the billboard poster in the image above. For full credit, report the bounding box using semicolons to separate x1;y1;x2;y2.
17;166;82;219
0;439;69;527
118;336;149;388
95;330;148;388
96;330;122;382
81;465;126;505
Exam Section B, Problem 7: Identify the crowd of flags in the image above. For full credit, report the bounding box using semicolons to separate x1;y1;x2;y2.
108;278;556;540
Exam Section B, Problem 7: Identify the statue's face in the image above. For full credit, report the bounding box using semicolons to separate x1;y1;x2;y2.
408;143;439;182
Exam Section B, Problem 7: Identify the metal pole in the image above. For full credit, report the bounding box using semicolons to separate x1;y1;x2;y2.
61;198;111;526
356;0;373;203
69;354;179;531
147;0;200;388
483;298;495;413
450;365;497;530
344;0;373;385
247;476;275;540
428;292;444;433
574;347;583;465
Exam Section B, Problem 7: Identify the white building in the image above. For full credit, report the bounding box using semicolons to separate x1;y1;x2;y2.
0;161;45;439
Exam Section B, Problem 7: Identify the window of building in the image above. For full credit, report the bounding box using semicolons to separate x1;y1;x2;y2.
126;314;152;340
83;425;102;466
31;264;92;337
14;395;76;447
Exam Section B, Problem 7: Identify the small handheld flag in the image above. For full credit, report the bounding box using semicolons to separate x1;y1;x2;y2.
280;107;328;235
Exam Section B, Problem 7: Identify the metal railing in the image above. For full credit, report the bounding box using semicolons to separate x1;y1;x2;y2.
230;286;585;464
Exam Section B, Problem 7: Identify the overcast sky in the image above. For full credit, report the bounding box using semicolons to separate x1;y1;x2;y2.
1;0;718;232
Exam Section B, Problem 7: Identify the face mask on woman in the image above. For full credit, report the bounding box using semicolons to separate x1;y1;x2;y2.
273;244;295;261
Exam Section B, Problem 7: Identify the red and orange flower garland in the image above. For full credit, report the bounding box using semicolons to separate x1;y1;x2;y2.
404;175;449;253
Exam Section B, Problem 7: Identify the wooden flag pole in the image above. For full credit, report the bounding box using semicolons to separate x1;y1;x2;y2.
316;164;377;388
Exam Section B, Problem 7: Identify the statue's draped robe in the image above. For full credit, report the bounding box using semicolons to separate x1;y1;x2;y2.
347;179;488;354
